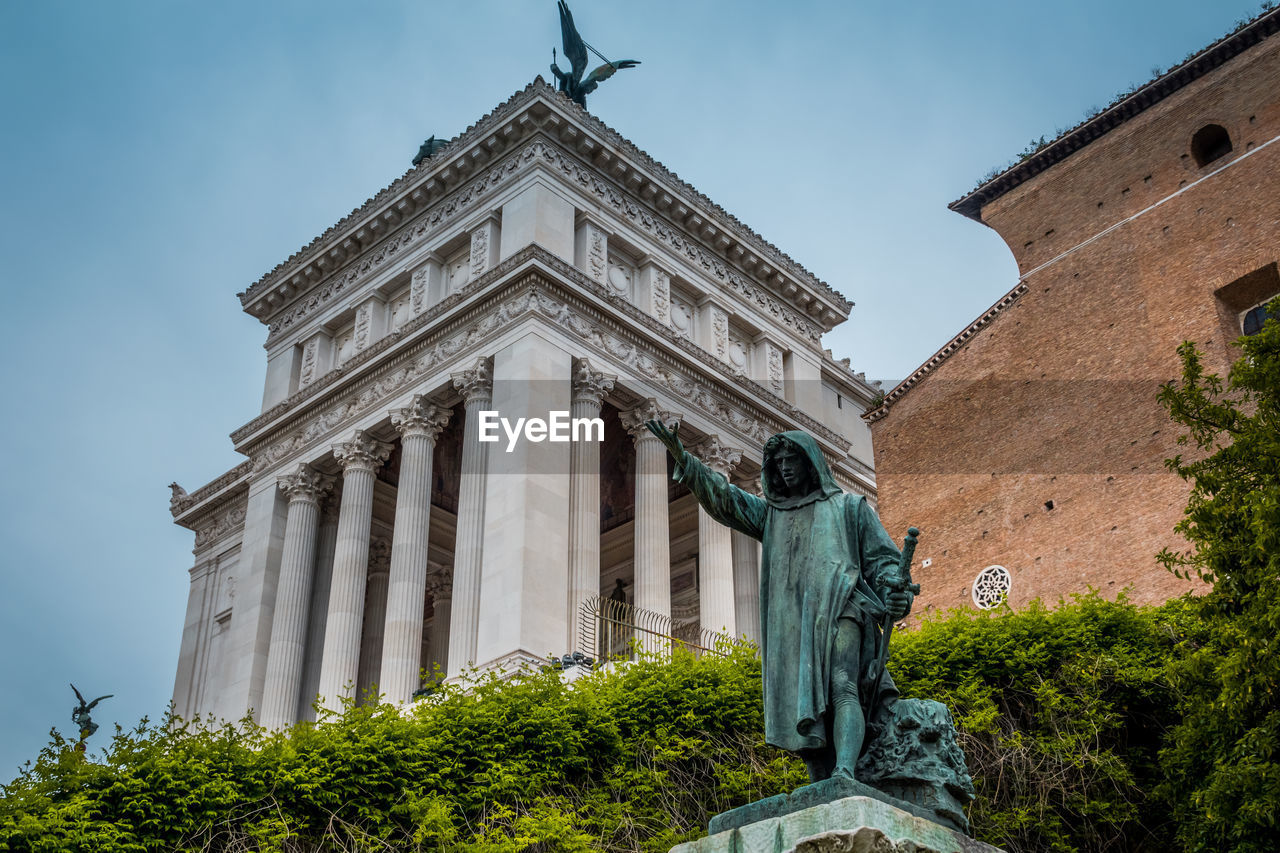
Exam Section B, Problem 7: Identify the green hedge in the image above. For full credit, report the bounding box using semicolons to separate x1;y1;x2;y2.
2;594;1202;853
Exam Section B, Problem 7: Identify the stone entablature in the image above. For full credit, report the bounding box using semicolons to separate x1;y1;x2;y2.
238;81;849;346
230;247;859;486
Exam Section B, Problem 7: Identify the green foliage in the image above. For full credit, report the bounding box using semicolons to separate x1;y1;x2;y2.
890;594;1201;853
1155;300;1280;853
0;646;803;852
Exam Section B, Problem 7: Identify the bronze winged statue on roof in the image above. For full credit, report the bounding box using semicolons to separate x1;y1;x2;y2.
550;0;639;108
70;683;112;740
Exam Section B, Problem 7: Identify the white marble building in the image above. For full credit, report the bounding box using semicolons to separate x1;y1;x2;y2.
169;80;881;727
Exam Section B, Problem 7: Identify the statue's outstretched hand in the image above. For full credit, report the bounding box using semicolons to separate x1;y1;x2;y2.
644;419;684;459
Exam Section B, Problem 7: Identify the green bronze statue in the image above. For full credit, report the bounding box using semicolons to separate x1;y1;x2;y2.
70;683;112;748
550;1;640;108
646;421;975;830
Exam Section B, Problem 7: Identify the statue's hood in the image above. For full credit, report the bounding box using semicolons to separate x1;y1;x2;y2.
760;431;843;509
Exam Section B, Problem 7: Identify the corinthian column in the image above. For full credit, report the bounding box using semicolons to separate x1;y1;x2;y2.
567;358;615;653
316;430;392;712
356;537;392;701
731;473;763;646
380;397;451;704
259;464;333;729
696;436;742;638
620;400;677;654
447;357;492;674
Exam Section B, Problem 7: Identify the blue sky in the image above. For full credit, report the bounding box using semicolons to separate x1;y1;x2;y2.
0;0;1267;776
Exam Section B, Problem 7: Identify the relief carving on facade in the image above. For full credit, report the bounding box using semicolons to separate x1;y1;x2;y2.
410;265;430;314
299;337;320;389
469;227;489;280
767;343;785;395
709;304;729;360
261;138;824;348
354;302;372;351
587;225;607;284
193;505;247;550
652;268;670;323
246;259;844;476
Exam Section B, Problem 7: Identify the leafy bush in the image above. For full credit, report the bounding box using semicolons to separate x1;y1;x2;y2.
1154;300;1280;853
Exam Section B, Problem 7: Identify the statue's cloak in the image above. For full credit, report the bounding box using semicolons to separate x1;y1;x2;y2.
674;431;902;752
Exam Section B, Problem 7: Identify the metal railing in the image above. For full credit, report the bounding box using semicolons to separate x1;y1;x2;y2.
578;595;734;662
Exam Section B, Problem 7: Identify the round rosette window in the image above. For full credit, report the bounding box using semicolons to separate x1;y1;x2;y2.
971;565;1012;610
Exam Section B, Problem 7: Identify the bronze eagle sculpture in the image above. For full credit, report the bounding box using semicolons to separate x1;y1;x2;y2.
550;1;639;108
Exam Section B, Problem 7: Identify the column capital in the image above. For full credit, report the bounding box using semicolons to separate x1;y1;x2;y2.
451;356;493;405
571;358;616;405
277;463;335;504
697;435;742;476
368;536;392;579
619;399;679;441
391;395;451;440
332;430;393;473
426;570;453;601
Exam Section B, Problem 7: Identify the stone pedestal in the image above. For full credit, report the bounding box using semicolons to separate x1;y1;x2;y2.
671;792;1003;853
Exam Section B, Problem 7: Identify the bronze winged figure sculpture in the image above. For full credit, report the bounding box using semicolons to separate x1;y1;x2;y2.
550;0;639;108
70;683;112;740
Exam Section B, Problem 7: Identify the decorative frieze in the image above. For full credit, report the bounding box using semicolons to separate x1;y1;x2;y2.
242;251;848;476
193;504;247;550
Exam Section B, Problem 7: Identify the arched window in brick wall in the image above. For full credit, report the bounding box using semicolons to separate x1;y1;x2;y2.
1191;124;1233;167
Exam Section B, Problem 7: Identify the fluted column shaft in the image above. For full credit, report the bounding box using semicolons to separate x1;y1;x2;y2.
380;399;450;702
622;401;676;655
697;438;742;638
448;358;492;674
427;573;452;680
357;545;390;701
260;464;333;729
568;359;614;653
317;431;392;712
731;531;762;644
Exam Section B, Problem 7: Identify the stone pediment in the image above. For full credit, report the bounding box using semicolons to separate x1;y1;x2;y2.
236;78;851;336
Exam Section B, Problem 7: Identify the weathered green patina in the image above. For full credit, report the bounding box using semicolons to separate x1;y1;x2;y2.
646;421;974;833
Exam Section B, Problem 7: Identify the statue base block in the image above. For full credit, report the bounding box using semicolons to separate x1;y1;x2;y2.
670;792;1004;853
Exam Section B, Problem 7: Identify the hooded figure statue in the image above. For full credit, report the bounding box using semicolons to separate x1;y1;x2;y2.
646;422;913;782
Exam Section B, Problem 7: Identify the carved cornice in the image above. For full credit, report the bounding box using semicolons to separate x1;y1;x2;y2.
277;463;335;504
254;139;828;350
571;357;615;405
235;247;851;478
170;460;253;518
391;395;451;440
451;357;493;405
332;430;393;473
241;81;847;338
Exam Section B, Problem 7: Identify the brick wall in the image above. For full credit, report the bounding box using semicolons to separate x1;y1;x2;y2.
870;32;1280;617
